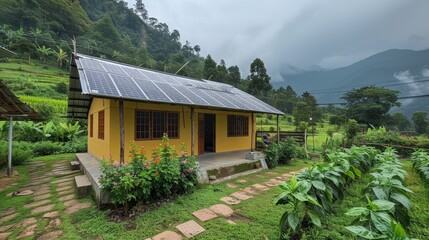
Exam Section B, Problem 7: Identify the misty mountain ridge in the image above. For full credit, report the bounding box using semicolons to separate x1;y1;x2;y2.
273;48;429;117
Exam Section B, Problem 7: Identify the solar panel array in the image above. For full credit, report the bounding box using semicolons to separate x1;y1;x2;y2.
75;54;283;114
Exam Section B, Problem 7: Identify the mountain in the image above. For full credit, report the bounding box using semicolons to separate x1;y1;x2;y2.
273;49;429;117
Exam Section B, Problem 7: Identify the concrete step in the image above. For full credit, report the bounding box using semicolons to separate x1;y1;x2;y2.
75;175;92;198
70;161;80;170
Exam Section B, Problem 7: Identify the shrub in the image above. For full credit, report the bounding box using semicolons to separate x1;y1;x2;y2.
61;136;87;153
263;142;279;169
33;141;62;156
278;138;305;164
99;135;199;215
0;141;33;166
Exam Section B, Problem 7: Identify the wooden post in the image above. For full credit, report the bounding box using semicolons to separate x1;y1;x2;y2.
190;107;195;156
119;100;125;166
7;116;13;176
251;112;254;152
276;115;280;143
304;129;308;151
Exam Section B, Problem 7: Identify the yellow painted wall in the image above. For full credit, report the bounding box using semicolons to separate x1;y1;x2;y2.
87;98;111;161
87;98;257;163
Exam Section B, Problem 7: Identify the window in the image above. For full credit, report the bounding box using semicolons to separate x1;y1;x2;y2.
135;110;179;140
98;110;105;140
228;115;249;137
135;111;150;139
89;114;94;138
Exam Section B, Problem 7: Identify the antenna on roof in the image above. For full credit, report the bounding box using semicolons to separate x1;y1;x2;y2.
175;61;190;75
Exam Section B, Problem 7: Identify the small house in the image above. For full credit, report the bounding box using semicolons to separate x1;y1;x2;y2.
68;54;283;164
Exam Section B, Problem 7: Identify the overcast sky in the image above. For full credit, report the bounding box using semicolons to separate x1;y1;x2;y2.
124;0;429;80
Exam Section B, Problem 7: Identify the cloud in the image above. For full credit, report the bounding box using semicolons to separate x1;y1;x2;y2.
394;69;429;106
125;0;429;79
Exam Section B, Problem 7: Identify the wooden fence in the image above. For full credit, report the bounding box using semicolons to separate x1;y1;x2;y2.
255;130;307;150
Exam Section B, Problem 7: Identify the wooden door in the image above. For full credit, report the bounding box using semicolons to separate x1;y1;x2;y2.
198;113;205;155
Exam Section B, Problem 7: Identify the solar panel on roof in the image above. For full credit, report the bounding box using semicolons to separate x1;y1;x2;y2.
103;63;126;75
194;89;227;108
216;92;250;110
85;70;119;96
80;59;105;72
125;68;146;79
140;70;167;83
159;75;182;85
154;82;192;104
133;78;171;102
173;85;210;106
110;74;147;99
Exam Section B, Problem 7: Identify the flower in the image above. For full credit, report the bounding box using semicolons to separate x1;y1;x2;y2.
187;168;193;173
181;151;186;157
163;142;168;147
145;162;151;167
154;158;160;164
181;160;186;165
155;171;159;176
114;162;120;167
140;149;146;155
181;173;186;178
113;181;118;186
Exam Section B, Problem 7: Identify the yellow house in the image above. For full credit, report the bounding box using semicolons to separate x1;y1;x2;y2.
68;54;283;163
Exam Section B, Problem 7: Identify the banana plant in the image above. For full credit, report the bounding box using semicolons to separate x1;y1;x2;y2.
274;176;323;238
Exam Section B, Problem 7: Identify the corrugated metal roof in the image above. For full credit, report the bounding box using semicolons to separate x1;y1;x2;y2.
0;46;16;58
68;54;283;118
0;81;41;121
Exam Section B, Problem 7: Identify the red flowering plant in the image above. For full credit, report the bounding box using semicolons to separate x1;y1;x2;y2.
150;134;181;197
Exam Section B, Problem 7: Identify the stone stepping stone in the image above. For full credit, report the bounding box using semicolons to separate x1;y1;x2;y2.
192;208;218;222
34;189;51;196
59;194;76;202
252;184;270;191
56;185;73;192
64;199;79;207
43;211;60;219
0;232;12;239
209;204;234;217
282;173;293;179
220;196;241;205
51;178;74;184
34;193;52;201
0;208;15;217
38;230;64;240
57;181;73;187
24;199;51;208
152;230;183;240
264;179;283;187
57;189;74;196
226;183;237;188
266;172;277;175
236;179;247;183
231;191;253;201
47;218;61;228
0;223;15;232
175;220;205;238
7;190;34;197
15;217;37;228
242;187;260;195
31;204;55;215
17;224;37;239
64;202;93;214
0;213;19;224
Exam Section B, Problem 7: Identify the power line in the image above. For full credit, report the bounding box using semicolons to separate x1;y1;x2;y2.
316;93;429;106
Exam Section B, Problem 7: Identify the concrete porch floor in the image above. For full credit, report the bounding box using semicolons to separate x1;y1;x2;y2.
197;150;263;171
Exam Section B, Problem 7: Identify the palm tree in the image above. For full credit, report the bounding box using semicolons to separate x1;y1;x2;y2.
36;45;52;64
55;47;68;68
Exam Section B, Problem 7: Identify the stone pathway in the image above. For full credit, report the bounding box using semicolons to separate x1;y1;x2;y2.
145;167;307;239
0;159;94;239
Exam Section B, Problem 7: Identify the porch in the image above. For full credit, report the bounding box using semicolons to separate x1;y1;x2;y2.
196;150;266;183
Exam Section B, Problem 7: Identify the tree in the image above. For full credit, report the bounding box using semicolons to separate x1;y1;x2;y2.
193;45;201;56
342;86;400;127
215;59;228;82
227;65;241;87
293;92;321;126
412;112;428;135
203;54;217;80
388;112;410;131
36;45;53;64
247;58;272;96
55;47;68;68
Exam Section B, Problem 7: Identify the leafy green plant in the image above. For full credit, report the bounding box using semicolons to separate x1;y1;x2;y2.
263;142;279;169
411;149;429;184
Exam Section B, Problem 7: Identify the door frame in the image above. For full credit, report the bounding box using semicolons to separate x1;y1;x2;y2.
198;113;216;154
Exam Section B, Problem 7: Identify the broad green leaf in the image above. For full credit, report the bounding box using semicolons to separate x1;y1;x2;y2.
307;210;321;227
287;212;300;232
390;193;413;210
370;212;392;235
351;165;362;178
345;170;355;180
274;192;290;205
345;226;387;239
392;221;407;238
345;207;369;217
372;186;388;200
372;199;395;211
312;180;326;191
